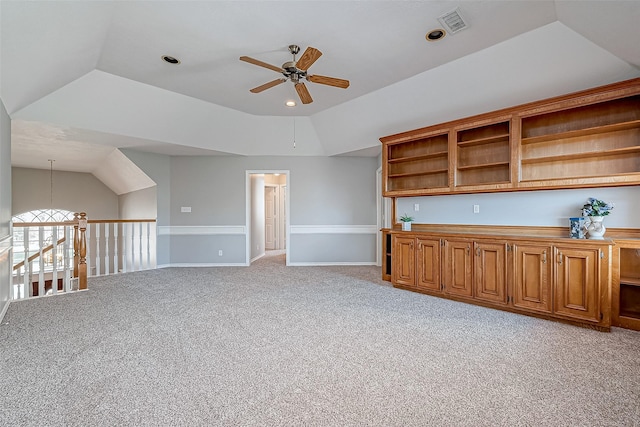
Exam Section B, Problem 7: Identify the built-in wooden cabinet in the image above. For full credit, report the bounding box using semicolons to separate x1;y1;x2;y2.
416;237;441;292
473;241;508;305
443;239;473;298
554;246;603;324
382;230;391;281
381;78;640;197
512;243;552;314
390;230;612;330
391;234;441;292
392;235;415;287
612;240;640;331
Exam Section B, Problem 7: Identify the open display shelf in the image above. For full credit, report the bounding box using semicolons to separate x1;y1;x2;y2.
380;78;640;196
456;120;511;187
617;247;640;327
384;132;449;194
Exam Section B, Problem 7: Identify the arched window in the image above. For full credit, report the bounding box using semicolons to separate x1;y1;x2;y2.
12;209;76;278
12;209;75;223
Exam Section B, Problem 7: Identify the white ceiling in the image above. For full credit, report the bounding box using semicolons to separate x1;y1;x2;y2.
2;1;640;190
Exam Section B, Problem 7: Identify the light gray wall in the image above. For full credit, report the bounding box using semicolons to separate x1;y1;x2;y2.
119;186;157;219
167;156;378;265
396;186;640;229
11;167;119;219
120;149;171;266
0;100;12;320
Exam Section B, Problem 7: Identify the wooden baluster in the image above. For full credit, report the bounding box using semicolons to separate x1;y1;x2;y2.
63;225;71;292
38;226;45;297
51;225;58;295
73;213;80;279
78;213;88;290
95;222;101;276
113;223;120;273
105;223;110;275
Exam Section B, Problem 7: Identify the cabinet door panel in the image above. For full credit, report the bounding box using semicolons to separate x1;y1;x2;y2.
392;236;415;287
554;247;599;322
417;238;441;291
444;240;473;297
474;242;507;304
513;244;552;313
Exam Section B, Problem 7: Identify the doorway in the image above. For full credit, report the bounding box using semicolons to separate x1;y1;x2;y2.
246;171;290;265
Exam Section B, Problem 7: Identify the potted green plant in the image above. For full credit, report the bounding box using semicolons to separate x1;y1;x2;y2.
399;213;414;231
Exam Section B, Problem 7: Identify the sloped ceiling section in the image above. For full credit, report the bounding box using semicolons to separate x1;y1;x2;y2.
2;1;640;172
12;71;324;157
315;22;640;156
93;149;155;196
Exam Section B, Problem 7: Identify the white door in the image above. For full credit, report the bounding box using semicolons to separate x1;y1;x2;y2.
265;186;277;250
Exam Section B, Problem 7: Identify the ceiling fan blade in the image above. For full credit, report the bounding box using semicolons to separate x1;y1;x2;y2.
307;75;350;89
295;82;313;104
250;78;286;93
295;47;322;71
240;56;283;73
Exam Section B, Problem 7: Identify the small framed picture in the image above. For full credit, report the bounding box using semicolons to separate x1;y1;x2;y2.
569;217;586;239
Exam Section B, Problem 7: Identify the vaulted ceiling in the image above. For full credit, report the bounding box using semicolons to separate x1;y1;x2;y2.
2;1;640;180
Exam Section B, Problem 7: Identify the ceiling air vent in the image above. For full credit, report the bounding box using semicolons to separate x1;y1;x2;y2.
438;8;468;34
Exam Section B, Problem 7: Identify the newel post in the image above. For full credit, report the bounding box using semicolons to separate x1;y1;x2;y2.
78;212;88;290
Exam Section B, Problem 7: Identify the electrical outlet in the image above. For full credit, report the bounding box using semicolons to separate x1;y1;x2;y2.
414;203;420;211
181;206;191;213
218;250;223;256
473;204;480;214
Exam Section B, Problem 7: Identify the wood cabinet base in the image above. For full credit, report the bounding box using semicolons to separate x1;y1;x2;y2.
388;229;612;331
392;282;611;332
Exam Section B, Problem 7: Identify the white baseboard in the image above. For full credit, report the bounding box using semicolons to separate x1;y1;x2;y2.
0;300;9;324
287;261;378;266
158;263;249;268
250;253;265;263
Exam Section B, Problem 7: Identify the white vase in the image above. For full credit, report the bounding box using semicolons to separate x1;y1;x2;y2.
401;221;412;231
586;216;606;239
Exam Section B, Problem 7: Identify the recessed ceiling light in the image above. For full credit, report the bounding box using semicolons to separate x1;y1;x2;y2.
426;29;446;42
285;100;296;107
161;55;181;64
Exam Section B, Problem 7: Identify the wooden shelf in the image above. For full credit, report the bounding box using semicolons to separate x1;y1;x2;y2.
388;151;448;163
621;277;640;287
457;161;509;171
457;133;509;147
388;169;448;179
380;77;640;197
521;146;640;165
521;120;640;145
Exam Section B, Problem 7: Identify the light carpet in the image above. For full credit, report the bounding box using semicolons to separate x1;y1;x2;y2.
1;251;639;426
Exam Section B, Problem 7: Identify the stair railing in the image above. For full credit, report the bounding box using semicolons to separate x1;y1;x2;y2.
12;212;87;299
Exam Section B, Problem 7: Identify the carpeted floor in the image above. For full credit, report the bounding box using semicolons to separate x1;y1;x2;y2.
1;251;639;426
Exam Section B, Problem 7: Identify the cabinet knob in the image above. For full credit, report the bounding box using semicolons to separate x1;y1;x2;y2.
542;250;547;264
558;251;563;264
476;247;481;257
466;245;470;255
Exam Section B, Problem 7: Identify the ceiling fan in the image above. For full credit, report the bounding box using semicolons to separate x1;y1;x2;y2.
239;45;350;105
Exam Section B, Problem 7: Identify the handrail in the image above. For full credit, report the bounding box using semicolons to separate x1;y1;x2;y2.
13;221;75;227
88;219;156;223
13;237;66;271
12;219;156;227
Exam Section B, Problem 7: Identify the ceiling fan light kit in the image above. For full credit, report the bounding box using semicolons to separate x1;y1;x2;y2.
240;44;350;105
